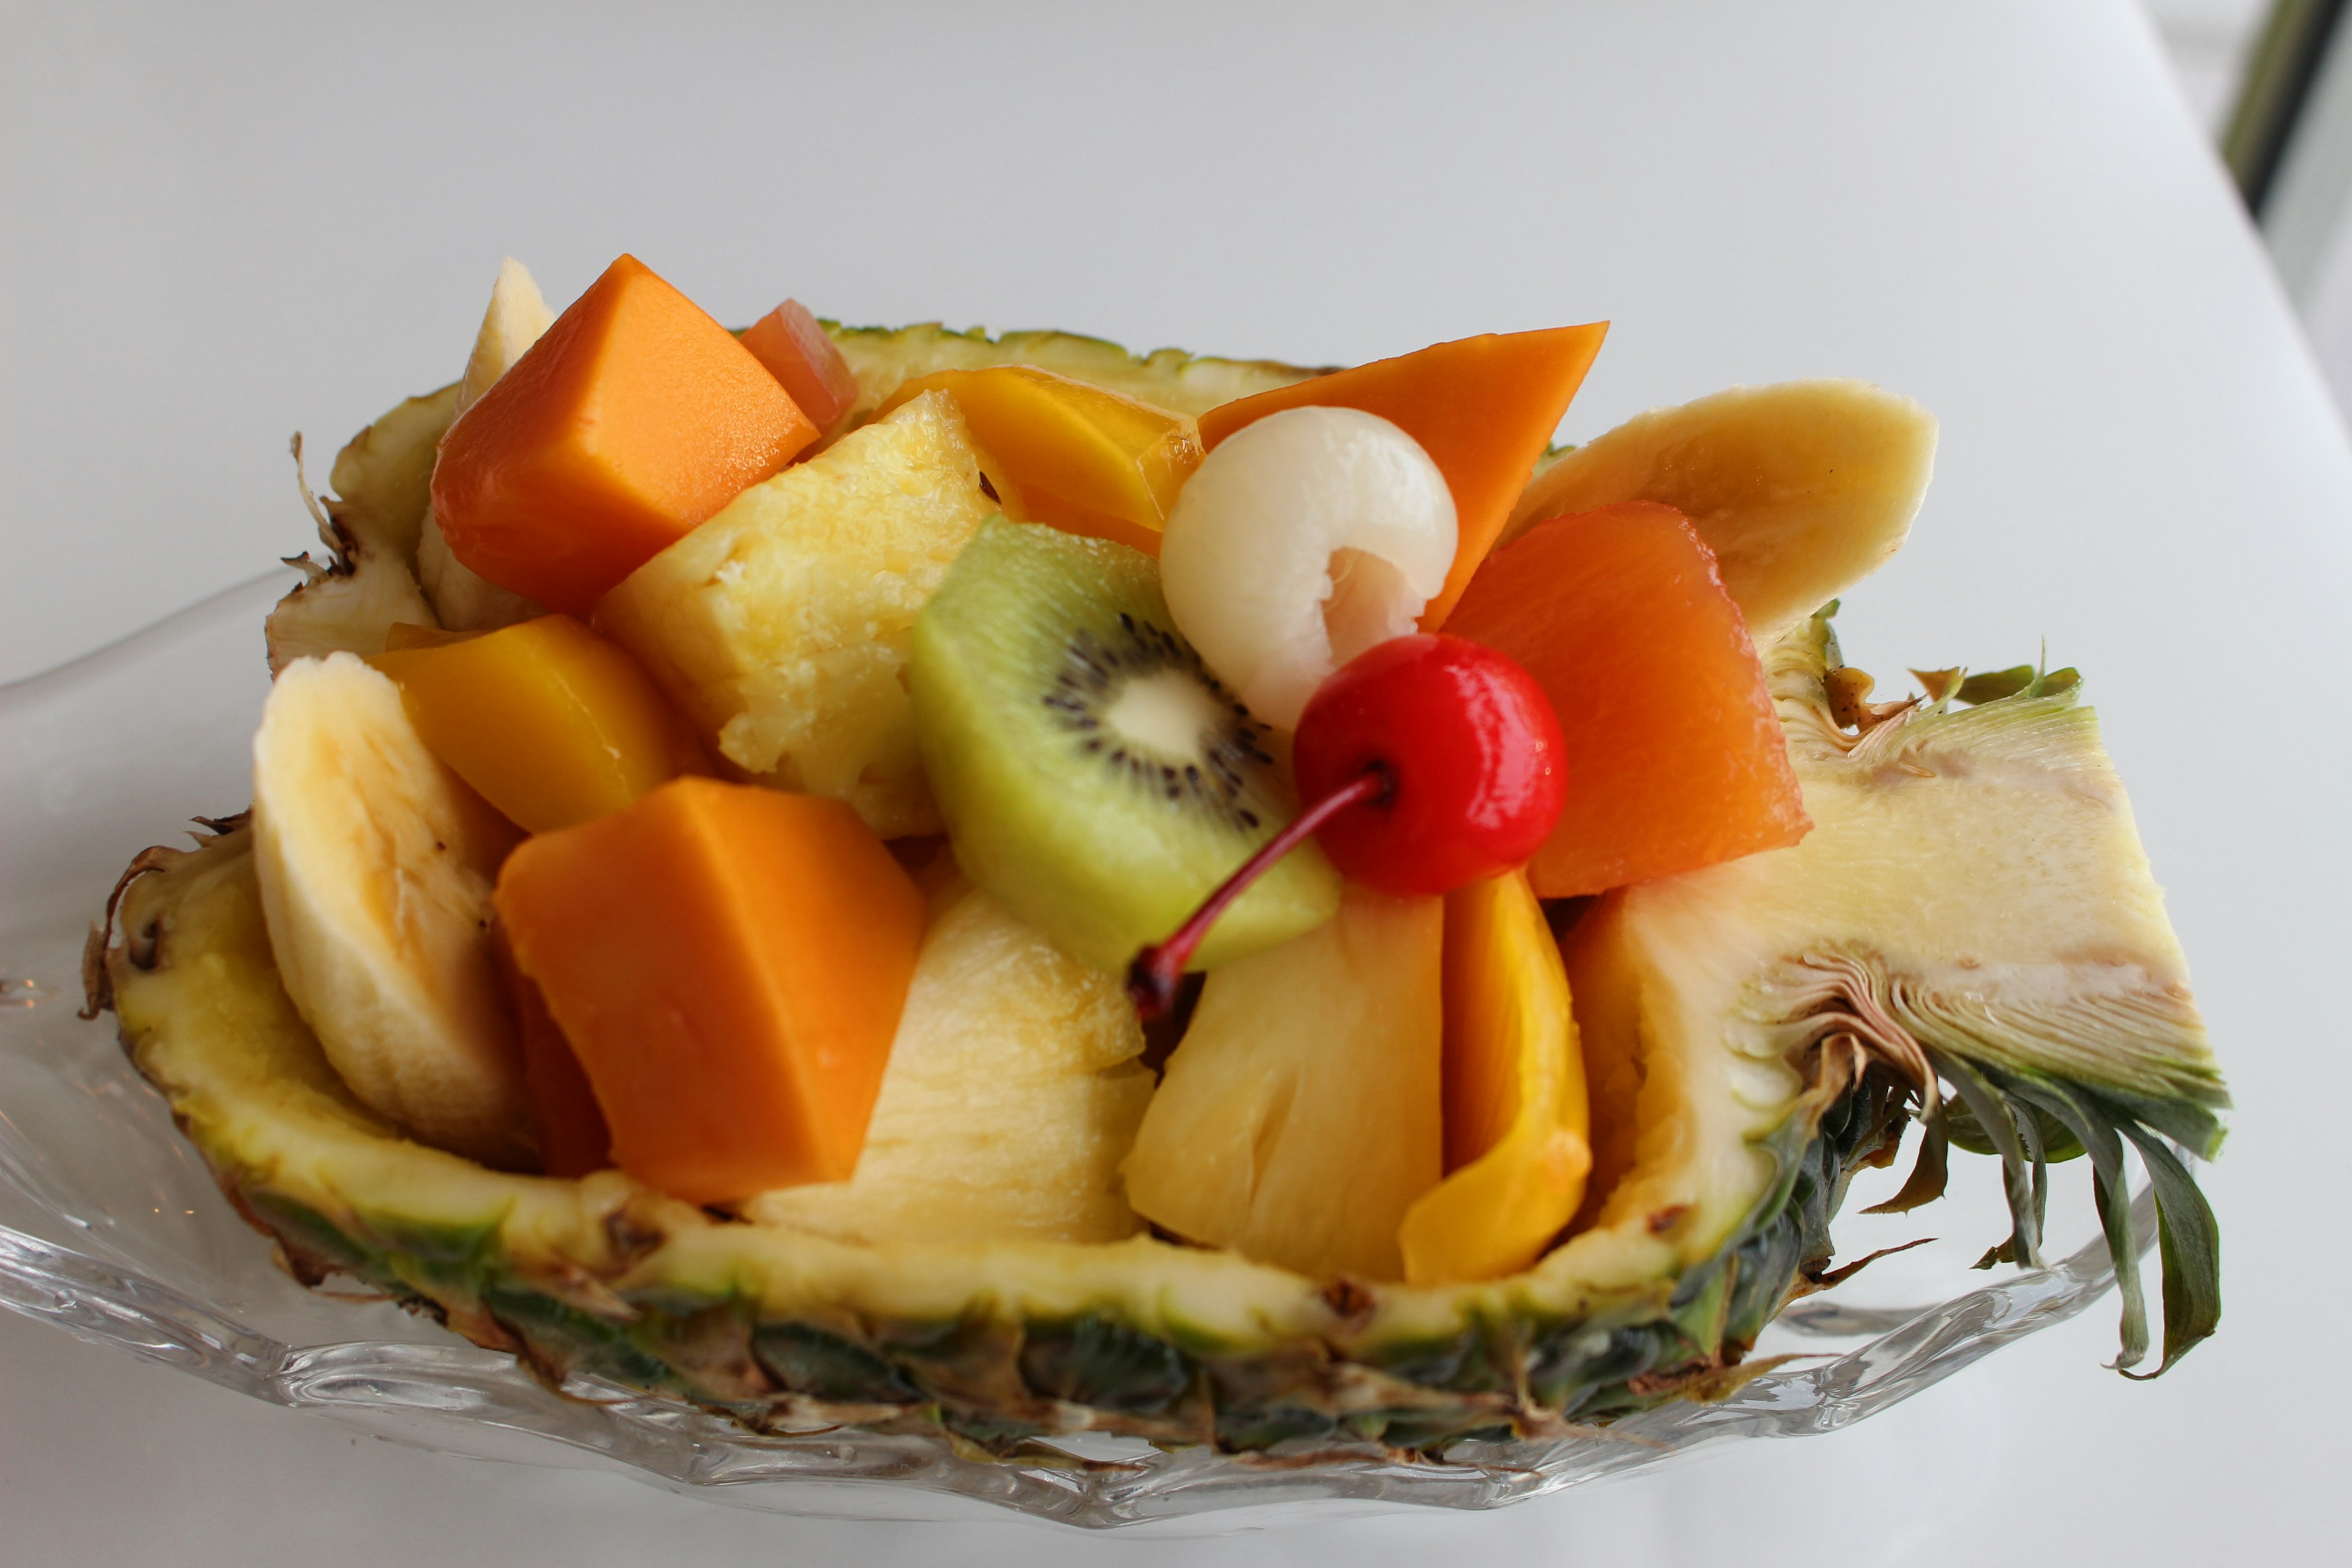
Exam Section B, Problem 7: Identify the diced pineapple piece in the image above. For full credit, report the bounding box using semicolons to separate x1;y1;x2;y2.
745;884;1153;1245
596;391;996;837
1121;887;1443;1281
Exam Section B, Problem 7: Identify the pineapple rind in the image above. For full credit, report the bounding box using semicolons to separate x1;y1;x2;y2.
108;825;1894;1453
821;323;1323;432
263;384;458;673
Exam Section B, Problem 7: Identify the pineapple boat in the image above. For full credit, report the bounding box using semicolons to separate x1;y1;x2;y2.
86;256;2226;1464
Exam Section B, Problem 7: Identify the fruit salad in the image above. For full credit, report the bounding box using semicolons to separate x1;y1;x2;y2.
85;255;2228;1460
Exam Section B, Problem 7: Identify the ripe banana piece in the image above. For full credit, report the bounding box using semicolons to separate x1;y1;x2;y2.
251;653;532;1166
1505;380;1937;646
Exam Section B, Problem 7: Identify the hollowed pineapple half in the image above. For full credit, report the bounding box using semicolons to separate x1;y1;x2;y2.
91;331;2223;1457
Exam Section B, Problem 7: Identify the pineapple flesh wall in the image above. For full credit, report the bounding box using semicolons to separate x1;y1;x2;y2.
595;390;998;838
1566;609;2224;1373
1122;886;1444;1281
745;884;1153;1245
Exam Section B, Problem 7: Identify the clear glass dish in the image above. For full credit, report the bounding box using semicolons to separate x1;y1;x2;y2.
0;574;2152;1532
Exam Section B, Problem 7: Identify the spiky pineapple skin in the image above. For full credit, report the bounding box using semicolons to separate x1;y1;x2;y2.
105;826;1896;1456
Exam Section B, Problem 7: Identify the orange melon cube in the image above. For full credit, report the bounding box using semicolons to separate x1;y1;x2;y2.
1198;325;1607;627
1446;502;1810;897
875;366;1202;554
496;778;926;1205
742;299;859;433
369;614;705;834
431;254;818;615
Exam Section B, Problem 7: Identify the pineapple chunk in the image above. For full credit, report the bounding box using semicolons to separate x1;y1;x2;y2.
597;391;995;837
1121;887;1443;1281
745;884;1152;1245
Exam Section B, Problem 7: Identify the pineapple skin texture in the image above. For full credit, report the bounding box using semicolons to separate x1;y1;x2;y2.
747;885;1152;1246
596;391;995;838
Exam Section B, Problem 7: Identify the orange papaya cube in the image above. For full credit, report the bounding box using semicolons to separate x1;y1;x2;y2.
1197;324;1607;627
369;614;706;834
742;299;859;433
874;366;1202;554
490;925;612;1178
1447;502;1809;897
496;778;926;1205
431;254;818;615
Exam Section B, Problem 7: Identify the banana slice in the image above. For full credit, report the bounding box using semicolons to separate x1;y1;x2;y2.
417;258;554;632
251;653;531;1165
1502;380;1937;646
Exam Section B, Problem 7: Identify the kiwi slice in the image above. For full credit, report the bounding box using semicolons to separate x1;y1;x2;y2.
910;518;1342;973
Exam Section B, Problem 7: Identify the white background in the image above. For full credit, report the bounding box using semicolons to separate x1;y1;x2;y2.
4;2;2349;1562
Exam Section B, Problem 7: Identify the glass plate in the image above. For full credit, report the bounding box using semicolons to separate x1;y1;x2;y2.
0;574;2152;1533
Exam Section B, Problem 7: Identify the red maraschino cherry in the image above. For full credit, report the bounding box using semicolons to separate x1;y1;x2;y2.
1128;633;1566;1017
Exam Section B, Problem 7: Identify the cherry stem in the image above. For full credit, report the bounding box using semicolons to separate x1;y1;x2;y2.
1126;764;1392;1020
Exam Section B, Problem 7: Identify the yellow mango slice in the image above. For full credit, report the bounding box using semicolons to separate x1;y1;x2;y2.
369;614;704;834
1398;870;1592;1284
875;365;1202;554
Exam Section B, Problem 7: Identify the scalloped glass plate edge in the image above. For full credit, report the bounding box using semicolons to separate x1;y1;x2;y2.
0;1206;2147;1531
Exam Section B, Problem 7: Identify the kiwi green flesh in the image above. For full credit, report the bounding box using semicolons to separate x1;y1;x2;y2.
910;519;1341;974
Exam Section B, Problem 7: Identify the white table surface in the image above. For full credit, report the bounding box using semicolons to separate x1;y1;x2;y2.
5;1;2348;1562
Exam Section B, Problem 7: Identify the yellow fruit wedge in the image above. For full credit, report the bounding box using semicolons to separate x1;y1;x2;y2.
1501;380;1937;645
263;391;454;674
1398;870;1591;1284
1121;886;1442;1281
